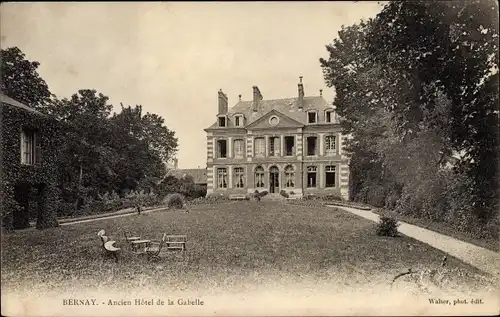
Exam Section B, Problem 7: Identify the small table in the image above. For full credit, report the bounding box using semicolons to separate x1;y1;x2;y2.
130;239;151;252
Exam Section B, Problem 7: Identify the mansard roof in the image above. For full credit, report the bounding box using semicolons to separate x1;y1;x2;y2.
206;95;334;130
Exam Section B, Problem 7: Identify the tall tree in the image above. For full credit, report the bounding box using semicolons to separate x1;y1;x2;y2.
0;47;51;110
320;0;499;236
366;0;499;223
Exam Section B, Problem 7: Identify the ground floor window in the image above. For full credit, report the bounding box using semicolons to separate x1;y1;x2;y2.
234;167;245;188
217;168;227;188
307;166;317;188
285;165;294;187
255;166;265;188
325;165;336;187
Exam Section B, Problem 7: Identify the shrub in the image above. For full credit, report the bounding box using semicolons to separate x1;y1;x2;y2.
290;191;295;195
376;216;400;237
303;194;319;200
280;190;289;198
322;194;342;201
166;193;185;209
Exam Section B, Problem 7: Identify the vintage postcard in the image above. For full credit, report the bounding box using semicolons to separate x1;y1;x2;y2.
1;1;499;316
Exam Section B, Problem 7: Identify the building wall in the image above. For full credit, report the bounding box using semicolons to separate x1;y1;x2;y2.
206;125;350;200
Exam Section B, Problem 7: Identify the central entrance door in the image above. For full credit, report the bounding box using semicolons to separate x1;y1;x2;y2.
269;166;279;193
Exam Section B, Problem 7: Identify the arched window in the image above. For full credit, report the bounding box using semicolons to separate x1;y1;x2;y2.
255;166;265;188
284;165;295;188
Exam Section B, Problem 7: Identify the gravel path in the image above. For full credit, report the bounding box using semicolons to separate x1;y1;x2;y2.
328;205;500;278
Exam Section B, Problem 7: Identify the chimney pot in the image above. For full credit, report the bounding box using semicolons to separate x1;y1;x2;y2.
320;89;323;96
239;94;242;101
299;76;303;84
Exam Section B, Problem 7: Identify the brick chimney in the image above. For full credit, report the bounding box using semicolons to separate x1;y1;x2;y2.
218;89;228;114
252;86;263;112
298;76;304;109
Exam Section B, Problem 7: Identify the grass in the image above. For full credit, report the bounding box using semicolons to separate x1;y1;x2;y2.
2;201;497;297
372;208;499;253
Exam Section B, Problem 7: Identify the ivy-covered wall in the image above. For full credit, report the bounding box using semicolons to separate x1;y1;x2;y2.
1;102;61;230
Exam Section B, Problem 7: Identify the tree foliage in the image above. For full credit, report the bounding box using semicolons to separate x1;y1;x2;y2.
1;47;52;110
320;0;499;238
1;47;179;229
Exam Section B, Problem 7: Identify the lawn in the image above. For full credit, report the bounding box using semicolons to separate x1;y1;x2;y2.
1;201;497;299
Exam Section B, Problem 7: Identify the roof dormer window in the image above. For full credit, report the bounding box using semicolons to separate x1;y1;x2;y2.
218;115;227;127
234;114;244;127
307;111;318;124
325;109;335;123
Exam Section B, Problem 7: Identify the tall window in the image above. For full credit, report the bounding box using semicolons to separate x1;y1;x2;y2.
254;137;265;157
284;136;295;156
307;136;317;156
325;110;334;123
269;136;280;156
234;167;245;188
325;135;336;155
217;168;228;188
21;129;36;165
255;166;265;188
325;165;336;188
217;139;227;158
284;165;295;188
307;166;317;188
234;139;244;158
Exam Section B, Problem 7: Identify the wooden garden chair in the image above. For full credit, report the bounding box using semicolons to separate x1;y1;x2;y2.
97;230;120;263
135;233;167;261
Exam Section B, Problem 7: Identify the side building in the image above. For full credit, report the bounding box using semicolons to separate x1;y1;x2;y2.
1;94;61;230
203;77;350;200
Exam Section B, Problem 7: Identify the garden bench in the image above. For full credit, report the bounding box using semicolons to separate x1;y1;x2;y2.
229;194;247;201
165;235;187;251
97;230;120;262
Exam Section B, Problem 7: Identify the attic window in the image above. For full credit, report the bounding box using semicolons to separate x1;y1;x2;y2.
218;116;226;127
325;110;334;123
307;111;318;124
234;114;244;127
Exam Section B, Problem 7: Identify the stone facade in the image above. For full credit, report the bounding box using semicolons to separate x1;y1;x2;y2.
204;78;350;199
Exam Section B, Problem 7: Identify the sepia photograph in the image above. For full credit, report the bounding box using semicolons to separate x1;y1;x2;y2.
1;1;499;316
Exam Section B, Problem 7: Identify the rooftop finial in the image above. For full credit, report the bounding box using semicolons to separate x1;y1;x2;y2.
299;76;303;84
320;89;323;96
239;94;242;101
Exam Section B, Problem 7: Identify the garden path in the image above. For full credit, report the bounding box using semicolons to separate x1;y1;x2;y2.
328;205;500;278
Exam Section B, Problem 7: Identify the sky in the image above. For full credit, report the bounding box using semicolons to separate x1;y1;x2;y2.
1;2;384;169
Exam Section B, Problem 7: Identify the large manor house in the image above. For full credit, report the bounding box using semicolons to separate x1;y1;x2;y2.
204;77;350;200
